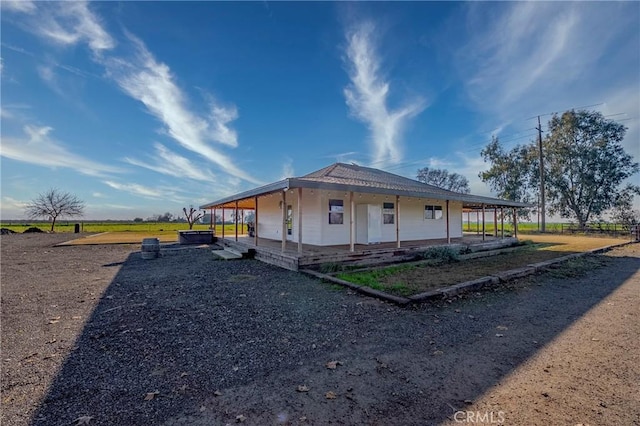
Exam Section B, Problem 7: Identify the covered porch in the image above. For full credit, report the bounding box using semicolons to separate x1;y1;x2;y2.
217;233;517;271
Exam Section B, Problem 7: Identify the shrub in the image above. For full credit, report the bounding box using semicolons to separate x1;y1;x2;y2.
23;227;44;233
420;246;459;263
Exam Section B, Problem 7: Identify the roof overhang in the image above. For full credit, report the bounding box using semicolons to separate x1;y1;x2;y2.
200;178;533;210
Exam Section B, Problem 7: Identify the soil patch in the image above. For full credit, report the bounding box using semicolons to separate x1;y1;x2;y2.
337;236;628;296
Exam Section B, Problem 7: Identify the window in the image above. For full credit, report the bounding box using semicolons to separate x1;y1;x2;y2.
383;202;395;224
328;199;344;224
425;205;443;220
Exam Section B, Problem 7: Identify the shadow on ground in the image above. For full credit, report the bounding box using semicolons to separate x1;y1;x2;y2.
29;245;638;425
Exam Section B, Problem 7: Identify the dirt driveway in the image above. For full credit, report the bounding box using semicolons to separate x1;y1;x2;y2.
1;234;638;425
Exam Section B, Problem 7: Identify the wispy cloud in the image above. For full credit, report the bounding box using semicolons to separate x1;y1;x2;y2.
4;1;260;185
343;21;426;167
34;1;114;55
124;143;217;181
103;181;164;199
1;1;36;13
103;33;259;184
280;158;295;179
0;125;122;177
456;2;639;123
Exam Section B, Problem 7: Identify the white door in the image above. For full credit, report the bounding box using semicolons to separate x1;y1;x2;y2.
367;204;382;243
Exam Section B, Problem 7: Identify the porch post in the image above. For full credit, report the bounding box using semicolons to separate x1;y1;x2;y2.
241;209;244;235
297;187;303;254
481;204;486;241
213;208;216;234
281;190;287;252
500;207;504;239
209;208;213;230
254;196;259;246
446;200;450;244
221;208;225;241
493;208;498;238
396;195;400;248
513;208;518;238
235;201;239;242
476;210;480;235
349;191;355;252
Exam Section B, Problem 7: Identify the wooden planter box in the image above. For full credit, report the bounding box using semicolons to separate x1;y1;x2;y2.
178;230;215;245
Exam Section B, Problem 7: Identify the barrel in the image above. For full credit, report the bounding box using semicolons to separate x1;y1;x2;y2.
141;238;160;259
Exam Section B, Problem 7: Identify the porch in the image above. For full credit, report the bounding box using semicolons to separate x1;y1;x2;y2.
217;234;517;271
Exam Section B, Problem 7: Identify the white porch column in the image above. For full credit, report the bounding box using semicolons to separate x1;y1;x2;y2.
254;196;259;246
349;191;355;252
281;190;287;252
395;195;400;248
234;201;239;242
482;204;486;241
446;200;450;244
297;187;303;254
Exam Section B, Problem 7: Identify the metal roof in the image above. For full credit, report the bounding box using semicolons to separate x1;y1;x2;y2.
200;163;532;209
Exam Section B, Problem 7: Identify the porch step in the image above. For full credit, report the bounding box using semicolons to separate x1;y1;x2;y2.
212;249;243;260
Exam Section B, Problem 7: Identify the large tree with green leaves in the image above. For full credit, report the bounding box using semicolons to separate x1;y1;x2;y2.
480;110;639;228
416;167;470;193
479;136;538;220
542;110;638;228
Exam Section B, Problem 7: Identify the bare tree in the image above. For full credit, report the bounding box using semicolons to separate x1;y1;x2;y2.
25;188;85;232
183;206;204;230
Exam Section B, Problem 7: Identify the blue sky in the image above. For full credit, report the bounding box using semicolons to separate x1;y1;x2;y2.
1;1;638;220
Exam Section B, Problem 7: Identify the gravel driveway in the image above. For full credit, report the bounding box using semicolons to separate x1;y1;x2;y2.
2;234;638;425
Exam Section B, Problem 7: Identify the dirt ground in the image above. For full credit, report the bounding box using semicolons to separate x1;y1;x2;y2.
1;234;638;425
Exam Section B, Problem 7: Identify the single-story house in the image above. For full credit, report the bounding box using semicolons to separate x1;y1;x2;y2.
200;163;529;253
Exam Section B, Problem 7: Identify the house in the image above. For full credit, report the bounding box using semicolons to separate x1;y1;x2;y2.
200;163;529;255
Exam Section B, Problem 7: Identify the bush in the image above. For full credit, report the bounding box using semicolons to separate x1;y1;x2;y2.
23;227;44;233
419;246;460;263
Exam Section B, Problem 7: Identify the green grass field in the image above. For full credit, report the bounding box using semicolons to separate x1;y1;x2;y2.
0;221;246;235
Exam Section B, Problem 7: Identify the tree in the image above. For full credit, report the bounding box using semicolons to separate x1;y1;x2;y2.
416;167;470;193
183;206;204;230
480;110;638;228
610;186;640;231
479;136;538;220
25;188;85;232
543;110;638;228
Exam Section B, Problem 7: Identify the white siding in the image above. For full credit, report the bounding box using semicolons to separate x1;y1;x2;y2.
256;190;464;246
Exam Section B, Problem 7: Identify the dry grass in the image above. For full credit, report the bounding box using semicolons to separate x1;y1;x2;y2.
522;234;627;252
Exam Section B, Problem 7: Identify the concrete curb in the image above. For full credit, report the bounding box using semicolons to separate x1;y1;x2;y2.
302;240;636;306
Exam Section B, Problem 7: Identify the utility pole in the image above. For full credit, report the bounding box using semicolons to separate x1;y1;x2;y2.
537;116;546;232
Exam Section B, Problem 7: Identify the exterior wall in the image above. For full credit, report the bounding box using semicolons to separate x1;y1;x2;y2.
255;189;322;245
255;190;464;246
